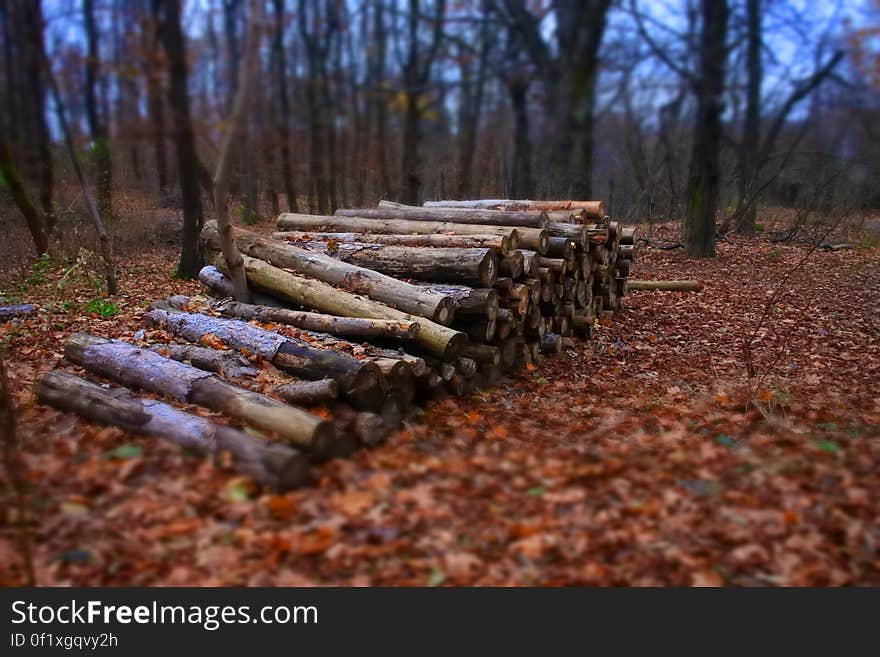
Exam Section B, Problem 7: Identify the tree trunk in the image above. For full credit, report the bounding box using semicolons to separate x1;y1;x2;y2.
684;0;729;257
273;230;512;255
278;212;520;246
220;254;466;360
627;280;703;292
735;0;761;236
155;0;205;278
211;0;263;302
508;75;535;199
291;241;499;288
0;134;48;254
144;2;168;193
144;307;385;411
149;343;259;378
201;221;455;324
336;207;547;228
83;0;112;223
64;333;340;454
271;0;298;213
274;378;338;406
209;298;420;340
37;370;309;489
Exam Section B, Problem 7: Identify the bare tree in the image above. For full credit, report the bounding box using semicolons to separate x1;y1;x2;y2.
154;0;204;278
83;0;113;222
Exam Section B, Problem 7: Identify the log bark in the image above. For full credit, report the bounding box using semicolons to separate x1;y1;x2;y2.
462;343;502;366
499;251;524;279
289;240;499;288
627;280;703;292
336;206;548;228
149;343;259;379
277;213;519;248
272;230;513;255
37;370;310;489
63;334;340;454
424;199;606;219
198;266;284;307
223;255;466;360
144;307;385;411
202;221;454;325
410;283;498;321
209;298;419;340
274;379;338;406
0;304;37;321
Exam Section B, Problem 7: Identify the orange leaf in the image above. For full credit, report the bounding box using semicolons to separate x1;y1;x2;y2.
200;333;227;350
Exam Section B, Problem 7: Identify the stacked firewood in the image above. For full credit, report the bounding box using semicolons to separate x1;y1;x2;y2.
36;200;634;490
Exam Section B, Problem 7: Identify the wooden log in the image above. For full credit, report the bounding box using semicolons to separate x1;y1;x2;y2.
527;341;545;365
149;343;260;379
499;251;524;279
372;358;415;405
198;266;284;307
620;226;636;245
423;199;606;219
411;283;498;321
457;319;496;343
546;237;576;260
627;280;703;292
336;206;548;228
520;250;539;278
513;227;549;254
541;333;563;355
225;255;466;360
0;304;37;320
522;277;541;304
330;405;388;446
495;308;514;341
544;221;587;246
63;334;342;455
536;256;567;276
455;357;478;378
272;230;513;255
618;244;635;260
462;343;502;366
37;371;310;490
202;221;454;325
291;240;500;288
144;307;385;411
274;379;338;406
277;213;519;248
209;298;419;340
553;315;572;337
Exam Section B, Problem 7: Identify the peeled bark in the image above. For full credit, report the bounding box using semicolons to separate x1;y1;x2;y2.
63;333;339;454
202;221;454;325
144;307;385;411
627;280;703;292
277;213;519;248
336;206;548;228
37;370;310;489
272;230;513;255
224;255;466;361
209;298;419;340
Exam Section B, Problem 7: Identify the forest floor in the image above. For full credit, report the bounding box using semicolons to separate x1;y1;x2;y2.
1;213;879;586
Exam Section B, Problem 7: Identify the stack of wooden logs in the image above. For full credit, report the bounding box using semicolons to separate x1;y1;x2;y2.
36;199;634;490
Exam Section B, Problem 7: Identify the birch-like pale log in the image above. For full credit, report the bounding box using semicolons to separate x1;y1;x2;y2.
272;230;513;255
202;221;454;325
277;212;519;247
149;343;259;379
37;371;310;489
336;206;548;229
221;255;467;361
63;333;341;454
208;298;419;340
144;307;385;410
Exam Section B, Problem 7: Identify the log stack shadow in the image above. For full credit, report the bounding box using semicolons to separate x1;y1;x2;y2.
37;199;635;490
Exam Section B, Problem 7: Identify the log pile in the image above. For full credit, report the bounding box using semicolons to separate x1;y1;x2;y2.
37;199;635;490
